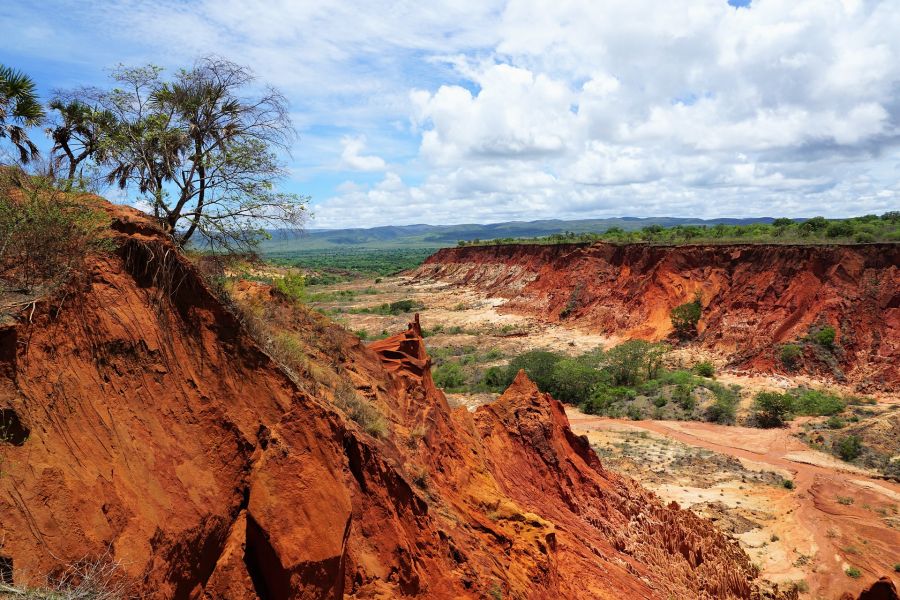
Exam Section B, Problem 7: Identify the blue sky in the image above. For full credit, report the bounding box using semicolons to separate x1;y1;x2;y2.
2;0;899;227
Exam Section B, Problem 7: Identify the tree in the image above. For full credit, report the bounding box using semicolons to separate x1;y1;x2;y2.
47;96;117;188
603;340;667;386
670;291;703;339
87;58;307;250
752;392;793;428
0;65;45;163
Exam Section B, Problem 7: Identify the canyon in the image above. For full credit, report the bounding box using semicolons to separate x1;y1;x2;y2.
414;242;900;389
0;202;804;599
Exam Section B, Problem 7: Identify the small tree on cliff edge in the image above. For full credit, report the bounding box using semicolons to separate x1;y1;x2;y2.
670;291;703;339
66;57;307;251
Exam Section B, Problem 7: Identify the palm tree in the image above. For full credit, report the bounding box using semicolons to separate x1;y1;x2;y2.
0;65;45;163
48;98;117;187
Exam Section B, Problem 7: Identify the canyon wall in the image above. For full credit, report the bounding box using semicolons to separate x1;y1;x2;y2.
0;203;797;598
415;243;900;389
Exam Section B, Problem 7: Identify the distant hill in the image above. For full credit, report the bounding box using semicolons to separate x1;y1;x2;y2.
260;216;779;252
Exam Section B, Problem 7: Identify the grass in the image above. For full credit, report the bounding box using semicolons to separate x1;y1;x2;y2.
334;382;388;438
836;496;855;506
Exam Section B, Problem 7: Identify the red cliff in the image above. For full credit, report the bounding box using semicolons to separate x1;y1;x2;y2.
415;242;900;389
0;205;824;598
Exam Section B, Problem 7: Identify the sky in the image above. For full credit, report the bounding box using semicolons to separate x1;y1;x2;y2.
2;0;900;228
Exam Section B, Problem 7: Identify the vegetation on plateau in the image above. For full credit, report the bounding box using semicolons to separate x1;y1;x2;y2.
457;213;900;247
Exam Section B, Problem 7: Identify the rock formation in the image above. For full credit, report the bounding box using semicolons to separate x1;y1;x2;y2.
3;202;884;598
415;242;900;389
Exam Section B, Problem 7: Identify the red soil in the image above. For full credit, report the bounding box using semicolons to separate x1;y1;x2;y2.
415;243;900;389
0;203;799;598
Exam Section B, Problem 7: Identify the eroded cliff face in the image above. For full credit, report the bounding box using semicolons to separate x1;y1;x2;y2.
415;243;900;389
1;206;797;598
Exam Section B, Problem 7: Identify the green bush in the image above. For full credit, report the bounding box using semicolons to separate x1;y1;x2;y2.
792;389;845;416
705;385;740;424
603;340;667;386
480;366;507;392
779;344;802;369
550;358;606;404
836;435;863;461
782;479;795;490
581;384;635;415
752;392;794;428
503;350;563;392
433;362;466;390
273;270;305;302
0;175;111;292
693;361;715;377
845;567;861;579
826;416;845;429
672;384;696;411
670;292;702;338
811;325;836;348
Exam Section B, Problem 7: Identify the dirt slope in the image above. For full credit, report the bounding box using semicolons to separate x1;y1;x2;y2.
0;203;797;598
414;243;900;389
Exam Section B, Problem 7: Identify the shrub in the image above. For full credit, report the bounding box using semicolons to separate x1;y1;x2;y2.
626;404;644;420
388;299;422;314
826;416;845;429
782;479;795;490
433;362;466;390
480;366;507;391
705;385;740;424
894;563;900;573
550;358;606;404
693;361;715;377
752;392;794;428
845;566;861;579
811;325;836;348
836;435;862;461
792;389;845;416
670;292;702;338
503;350;563;392
273;270;305;303
779;344;802;370
672;384;696;411
603;340;667;386
826;221;855;238
0;175;111;293
582;384;635;415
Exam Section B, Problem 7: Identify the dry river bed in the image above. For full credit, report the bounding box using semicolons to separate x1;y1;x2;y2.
308;274;900;599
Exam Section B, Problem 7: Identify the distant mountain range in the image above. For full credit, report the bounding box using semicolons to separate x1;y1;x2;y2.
260;216;779;252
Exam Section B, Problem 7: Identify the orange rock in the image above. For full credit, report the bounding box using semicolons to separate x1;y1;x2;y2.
0;201;795;598
416;242;900;389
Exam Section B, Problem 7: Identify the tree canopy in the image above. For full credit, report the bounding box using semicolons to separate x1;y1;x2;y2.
63;57;307;250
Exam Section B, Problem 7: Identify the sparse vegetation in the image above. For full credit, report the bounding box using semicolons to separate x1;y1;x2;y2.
845;566;861;579
693;361;715;377
456;213;900;246
782;479;795;490
751;392;793;428
836;435;863;461
779;344;802;370
334;382;388;438
0;171;112;294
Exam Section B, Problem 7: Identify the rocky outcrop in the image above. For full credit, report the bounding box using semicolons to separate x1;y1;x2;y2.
1;203;800;598
415;242;900;389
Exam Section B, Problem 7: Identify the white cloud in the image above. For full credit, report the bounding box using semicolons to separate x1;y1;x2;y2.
340;136;387;171
4;0;900;227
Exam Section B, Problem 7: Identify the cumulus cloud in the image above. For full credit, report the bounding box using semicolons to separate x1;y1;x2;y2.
4;0;900;227
340;136;387;171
